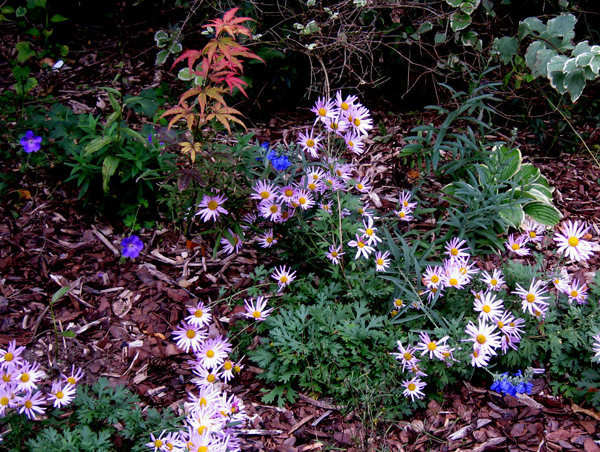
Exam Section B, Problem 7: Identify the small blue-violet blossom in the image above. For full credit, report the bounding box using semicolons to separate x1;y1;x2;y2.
20;131;42;153
121;235;144;258
490;371;533;396
267;150;291;171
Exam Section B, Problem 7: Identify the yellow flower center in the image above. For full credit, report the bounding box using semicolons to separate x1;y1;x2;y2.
431;275;439;284
377;258;384;265
194;310;204;318
330;122;339;130
404;352;412;361
331;251;338;257
358;242;365;248
280;276;288;283
568;237;579;247
207;374;216;382
473;350;479;358
341;102;349;110
308;183;317;190
529;231;536;238
252;311;261;319
199;446;208;452
299;197;306;205
451;248;458;256
399;211;405;218
2;375;10;382
427;342;436;351
207;200;218;210
403;200;409;207
155;440;163;448
497;321;504;329
348;141;354;147
67;377;76;384
266;237;273;244
285;189;294;197
394;299;403;307
408;383;416;391
356;183;363;189
20;374;30;383
476;334;486;344
56;391;64;399
358;208;364;214
318;108;326;117
281;212;289;219
353;118;361;126
0;397;9;406
224;361;233;370
269;205;278;213
260;191;270;199
200;397;207;406
187;330;196;339
25;400;33;409
449;278;458;286
571;290;578;297
366;228;373;236
306;139;315;147
4;352;13;362
391;310;398;316
206;350;215;358
482;305;491;313
234;365;241;372
511;243;520;250
198;426;206;434
490;279;497;286
526;294;535;303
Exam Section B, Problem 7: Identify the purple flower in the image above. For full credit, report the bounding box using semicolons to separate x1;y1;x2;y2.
20;131;42;153
121;235;143;258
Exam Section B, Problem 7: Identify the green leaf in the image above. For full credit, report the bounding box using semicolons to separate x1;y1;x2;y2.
461;30;478;47
15;41;36;63
519;17;546;41
523;201;562;226
590;55;600;74
1;6;15;13
102;155;120;193
50;13;68;22
84;136;115;156
16;6;27;16
531;48;556;78
52;286;71;303
156;49;169;66
499;204;524;228
59;330;76;338
435;32;447;44
417;21;433;34
450;11;471;31
445;0;463;6
460;0;480;15
494;36;518;64
545;13;577;40
564;69;586;102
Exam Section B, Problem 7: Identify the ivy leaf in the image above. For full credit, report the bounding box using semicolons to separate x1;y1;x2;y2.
450;11;471;31
494;36;518;64
564;69;586;102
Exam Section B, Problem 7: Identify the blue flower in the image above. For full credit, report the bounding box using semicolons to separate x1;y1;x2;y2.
20;131;42;153
267;150;291;171
261;142;270;151
121;235;144;258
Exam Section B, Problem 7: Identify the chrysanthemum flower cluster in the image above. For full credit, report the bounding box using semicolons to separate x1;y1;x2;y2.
393;217;597;403
301;91;373;158
160;301;247;452
0;340;83;420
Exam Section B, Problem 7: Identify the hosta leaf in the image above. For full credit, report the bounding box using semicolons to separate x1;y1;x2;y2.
523;201;562;226
499;204;524;228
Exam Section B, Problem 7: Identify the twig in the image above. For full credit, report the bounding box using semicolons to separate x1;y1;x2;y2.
92;227;120;256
